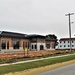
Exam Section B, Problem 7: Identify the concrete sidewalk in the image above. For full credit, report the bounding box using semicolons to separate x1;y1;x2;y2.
0;53;75;67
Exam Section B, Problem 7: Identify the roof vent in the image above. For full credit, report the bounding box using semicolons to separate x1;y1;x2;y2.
24;34;28;37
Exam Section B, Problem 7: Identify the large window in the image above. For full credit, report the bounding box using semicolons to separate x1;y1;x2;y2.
46;44;50;49
13;40;19;49
1;40;6;49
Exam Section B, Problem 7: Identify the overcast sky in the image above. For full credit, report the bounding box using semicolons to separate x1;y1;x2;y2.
0;0;75;39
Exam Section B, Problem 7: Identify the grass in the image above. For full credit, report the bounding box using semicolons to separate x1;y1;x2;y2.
0;54;75;75
0;52;72;64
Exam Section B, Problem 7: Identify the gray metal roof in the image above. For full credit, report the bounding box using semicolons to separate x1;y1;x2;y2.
0;31;28;39
27;34;45;39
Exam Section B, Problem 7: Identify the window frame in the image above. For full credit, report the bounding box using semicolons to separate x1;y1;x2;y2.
1;40;6;49
13;40;20;49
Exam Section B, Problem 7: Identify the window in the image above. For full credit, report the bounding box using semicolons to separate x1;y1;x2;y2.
1;40;6;49
46;44;50;49
72;41;73;43
13;40;19;49
64;41;65;43
60;45;62;47
32;45;33;49
60;41;61;43
72;45;74;47
68;45;70;47
68;41;69;43
64;45;66;47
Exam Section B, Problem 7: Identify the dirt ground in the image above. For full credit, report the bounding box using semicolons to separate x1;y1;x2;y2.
0;50;67;60
4;59;75;75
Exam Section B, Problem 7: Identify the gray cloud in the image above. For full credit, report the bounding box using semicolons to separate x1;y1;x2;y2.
0;0;75;39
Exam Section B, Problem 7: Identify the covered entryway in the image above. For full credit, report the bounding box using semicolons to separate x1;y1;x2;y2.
40;45;44;50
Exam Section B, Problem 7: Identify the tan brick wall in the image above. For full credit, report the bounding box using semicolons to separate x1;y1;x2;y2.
1;37;12;47
20;39;29;47
0;37;29;50
45;40;55;50
50;41;55;48
37;38;45;43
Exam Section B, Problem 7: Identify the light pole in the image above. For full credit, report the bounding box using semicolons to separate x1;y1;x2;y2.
65;13;74;52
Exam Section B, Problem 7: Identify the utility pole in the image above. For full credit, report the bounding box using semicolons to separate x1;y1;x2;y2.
65;13;74;52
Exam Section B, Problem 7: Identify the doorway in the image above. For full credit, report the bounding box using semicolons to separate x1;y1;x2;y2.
40;45;44;50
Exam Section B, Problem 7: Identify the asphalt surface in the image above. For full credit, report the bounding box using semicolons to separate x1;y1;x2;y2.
37;63;75;75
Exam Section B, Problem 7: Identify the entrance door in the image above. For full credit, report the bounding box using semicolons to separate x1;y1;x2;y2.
40;45;44;50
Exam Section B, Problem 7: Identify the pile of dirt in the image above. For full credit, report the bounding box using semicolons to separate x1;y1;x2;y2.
0;50;67;60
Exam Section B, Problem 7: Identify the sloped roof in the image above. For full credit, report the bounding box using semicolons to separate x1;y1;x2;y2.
0;31;28;39
28;34;45;39
0;31;57;42
46;37;57;41
60;38;75;41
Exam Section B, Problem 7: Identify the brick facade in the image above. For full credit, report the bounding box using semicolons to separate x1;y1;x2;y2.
0;31;56;52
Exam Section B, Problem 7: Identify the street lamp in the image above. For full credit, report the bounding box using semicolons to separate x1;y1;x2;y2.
65;13;74;52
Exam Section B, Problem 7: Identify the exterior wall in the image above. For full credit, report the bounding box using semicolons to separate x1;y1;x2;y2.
37;43;46;51
37;38;46;51
30;38;46;51
20;39;29;49
30;43;46;51
37;38;45;43
30;43;37;51
45;41;55;50
50;41;55;49
45;41;50;50
30;38;55;51
57;40;75;49
0;37;29;51
0;37;56;51
1;37;13;50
